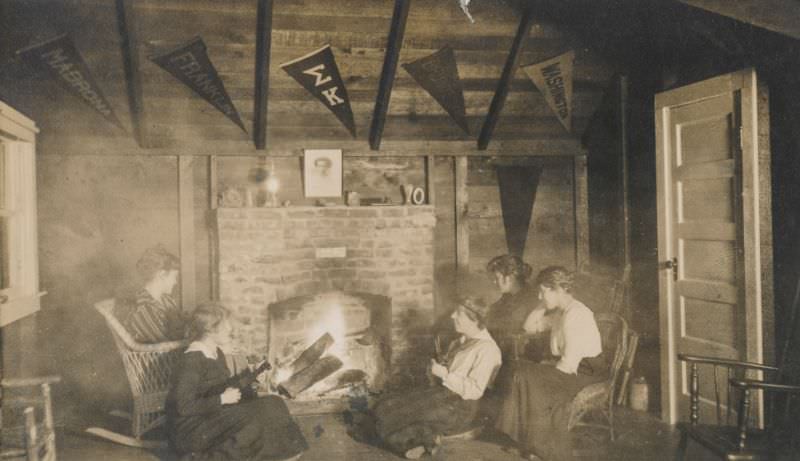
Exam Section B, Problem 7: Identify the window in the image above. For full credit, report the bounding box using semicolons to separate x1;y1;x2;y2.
0;102;41;327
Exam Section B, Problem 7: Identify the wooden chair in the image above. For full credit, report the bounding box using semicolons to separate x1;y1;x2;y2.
1;375;60;461
87;298;187;448
565;312;634;441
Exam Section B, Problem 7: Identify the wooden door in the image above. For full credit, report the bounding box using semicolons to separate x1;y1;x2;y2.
655;69;773;424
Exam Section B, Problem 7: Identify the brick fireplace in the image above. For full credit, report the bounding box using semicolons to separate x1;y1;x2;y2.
214;206;436;395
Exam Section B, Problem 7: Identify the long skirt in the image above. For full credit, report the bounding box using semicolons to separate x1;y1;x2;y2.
495;362;604;461
373;386;479;455
171;395;308;460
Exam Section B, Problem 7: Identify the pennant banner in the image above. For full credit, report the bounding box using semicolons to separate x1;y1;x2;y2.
522;50;575;132
496;165;543;257
402;47;470;134
280;45;356;138
17;35;125;131
150;37;246;132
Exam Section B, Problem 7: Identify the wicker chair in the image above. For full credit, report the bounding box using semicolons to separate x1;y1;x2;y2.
566;312;636;441
1;375;60;461
86;298;187;448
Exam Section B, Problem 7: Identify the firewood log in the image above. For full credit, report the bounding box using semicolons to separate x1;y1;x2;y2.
278;355;344;398
288;332;335;375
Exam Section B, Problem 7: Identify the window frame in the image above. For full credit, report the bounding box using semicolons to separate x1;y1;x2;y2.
0;102;42;327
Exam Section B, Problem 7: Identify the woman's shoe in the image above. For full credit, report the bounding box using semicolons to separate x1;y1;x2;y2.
404;445;426;459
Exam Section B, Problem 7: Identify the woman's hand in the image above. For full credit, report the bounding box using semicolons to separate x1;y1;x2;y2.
220;387;242;405
430;359;448;379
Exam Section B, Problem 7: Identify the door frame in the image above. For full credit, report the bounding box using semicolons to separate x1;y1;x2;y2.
655;68;774;424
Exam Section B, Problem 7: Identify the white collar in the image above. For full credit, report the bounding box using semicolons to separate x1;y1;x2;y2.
185;341;218;360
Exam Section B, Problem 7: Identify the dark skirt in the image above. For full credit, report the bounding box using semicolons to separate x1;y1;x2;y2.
373;386;479;455
495;362;605;461
171;395;308;461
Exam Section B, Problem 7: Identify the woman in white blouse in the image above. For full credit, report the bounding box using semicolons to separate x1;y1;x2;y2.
495;266;604;461
372;296;502;459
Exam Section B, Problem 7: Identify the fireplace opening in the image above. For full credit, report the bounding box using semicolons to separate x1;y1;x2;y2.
267;291;391;405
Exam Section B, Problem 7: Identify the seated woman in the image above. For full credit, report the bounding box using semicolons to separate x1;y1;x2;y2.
485;254;543;361
372;297;502;459
115;245;187;343
166;302;308;461
495;266;603;461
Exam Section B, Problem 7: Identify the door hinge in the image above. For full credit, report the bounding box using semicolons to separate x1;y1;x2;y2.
737;125;743;152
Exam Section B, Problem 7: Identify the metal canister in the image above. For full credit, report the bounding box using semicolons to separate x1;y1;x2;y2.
629;376;650;412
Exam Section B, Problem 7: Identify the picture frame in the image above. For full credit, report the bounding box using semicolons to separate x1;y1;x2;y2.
303;149;342;198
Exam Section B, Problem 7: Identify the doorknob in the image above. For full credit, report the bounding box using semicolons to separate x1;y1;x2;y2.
662;257;678;281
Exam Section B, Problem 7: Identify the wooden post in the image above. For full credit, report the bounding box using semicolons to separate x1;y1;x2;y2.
573;155;590;270
208;156;219;300
114;0;147;147
455;156;469;270
253;0;274;149
425;155;435;205
178;156;196;310
369;0;412;150
477;6;535;150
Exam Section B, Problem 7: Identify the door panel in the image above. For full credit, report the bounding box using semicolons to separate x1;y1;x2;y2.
656;69;773;425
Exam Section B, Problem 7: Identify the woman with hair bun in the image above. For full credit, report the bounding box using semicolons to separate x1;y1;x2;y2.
495;266;604;461
166;302;308;461
485;254;540;361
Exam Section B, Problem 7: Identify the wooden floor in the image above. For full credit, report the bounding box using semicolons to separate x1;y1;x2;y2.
58;407;679;461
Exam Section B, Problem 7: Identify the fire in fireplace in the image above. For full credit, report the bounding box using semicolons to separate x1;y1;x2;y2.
267;291;391;402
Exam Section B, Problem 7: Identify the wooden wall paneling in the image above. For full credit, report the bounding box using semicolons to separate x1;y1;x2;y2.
478;6;535;150
573;154;590;270
179;155;196;309
455;156;469;269
369;0;412;150
253;0;274;149
114;0;148;147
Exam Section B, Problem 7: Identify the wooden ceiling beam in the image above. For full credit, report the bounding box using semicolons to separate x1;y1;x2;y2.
478;6;535;150
369;0;412;150
678;0;800;41
252;0;274;150
114;0;148;147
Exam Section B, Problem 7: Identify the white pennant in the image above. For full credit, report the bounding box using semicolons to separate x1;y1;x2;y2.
522;50;575;132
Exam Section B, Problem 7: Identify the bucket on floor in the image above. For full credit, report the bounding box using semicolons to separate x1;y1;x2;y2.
629;376;649;412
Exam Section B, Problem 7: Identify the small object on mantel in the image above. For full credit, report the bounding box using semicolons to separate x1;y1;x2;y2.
282;200;292;207
219;186;244;208
362;196;392;206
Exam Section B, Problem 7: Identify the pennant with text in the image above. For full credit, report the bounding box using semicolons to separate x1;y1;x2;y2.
17;35;125;131
402;47;469;134
280;45;356;138
522;50;574;132
150;37;246;132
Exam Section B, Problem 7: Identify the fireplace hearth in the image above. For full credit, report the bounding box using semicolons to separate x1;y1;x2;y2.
215;205;437;407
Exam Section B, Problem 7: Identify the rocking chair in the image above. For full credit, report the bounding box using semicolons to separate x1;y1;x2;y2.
87;298;187;448
1;375;60;461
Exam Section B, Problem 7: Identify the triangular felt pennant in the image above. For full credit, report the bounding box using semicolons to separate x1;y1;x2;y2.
521;50;575;132
17;34;125;132
280;45;356;138
149;37;246;133
402;47;470;134
496;165;543;257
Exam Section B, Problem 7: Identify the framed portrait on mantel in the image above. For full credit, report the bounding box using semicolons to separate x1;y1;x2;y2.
304;149;342;198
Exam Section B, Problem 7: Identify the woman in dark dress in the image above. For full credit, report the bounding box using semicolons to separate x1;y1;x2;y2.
372;297;502;459
495;266;604;461
485;254;542;361
166;302;308;461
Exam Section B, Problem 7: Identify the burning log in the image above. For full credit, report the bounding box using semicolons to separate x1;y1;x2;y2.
287;332;335;375
278;355;344;398
318;369;368;396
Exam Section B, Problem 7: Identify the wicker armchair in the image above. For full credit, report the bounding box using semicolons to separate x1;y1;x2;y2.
1;375;60;461
86;298;187;448
566;312;636;441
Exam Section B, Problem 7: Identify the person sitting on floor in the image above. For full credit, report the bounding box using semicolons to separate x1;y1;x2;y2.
115;245;188;343
495;266;604;461
166;302;308;461
371;296;502;459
